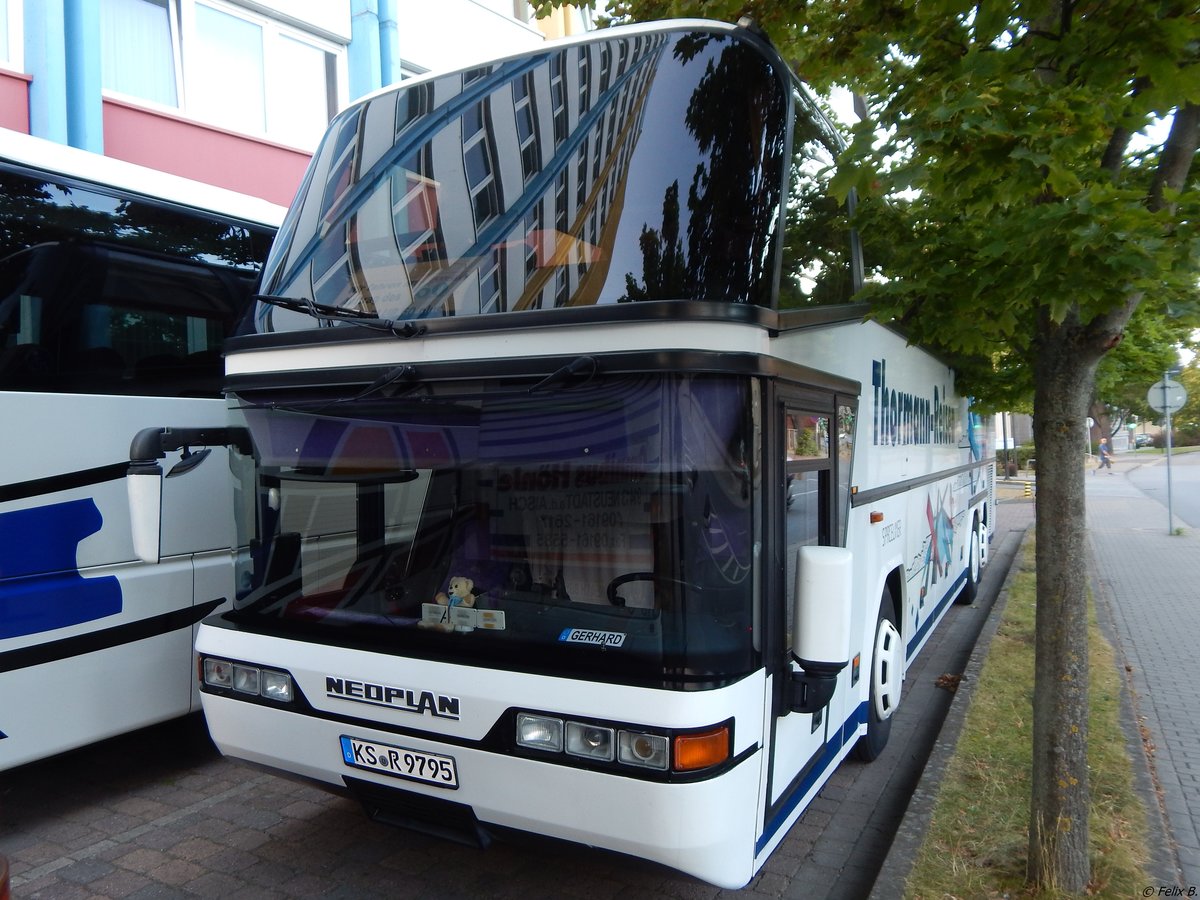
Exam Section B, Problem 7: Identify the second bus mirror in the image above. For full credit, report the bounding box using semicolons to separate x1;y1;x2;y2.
126;426;173;564
789;545;853;714
127;463;163;564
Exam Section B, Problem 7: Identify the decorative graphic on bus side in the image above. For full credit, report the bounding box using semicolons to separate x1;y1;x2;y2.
921;487;956;605
0;499;121;639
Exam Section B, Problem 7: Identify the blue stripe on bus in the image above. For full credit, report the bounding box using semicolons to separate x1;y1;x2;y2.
906;569;966;658
756;701;870;854
0;499;122;639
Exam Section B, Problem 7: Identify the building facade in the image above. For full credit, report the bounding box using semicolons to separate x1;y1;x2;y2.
0;0;594;205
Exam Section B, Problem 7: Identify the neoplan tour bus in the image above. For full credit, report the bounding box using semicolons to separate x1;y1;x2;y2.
128;20;994;888
0;130;283;771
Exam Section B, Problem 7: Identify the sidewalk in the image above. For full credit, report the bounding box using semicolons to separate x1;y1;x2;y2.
1087;461;1200;887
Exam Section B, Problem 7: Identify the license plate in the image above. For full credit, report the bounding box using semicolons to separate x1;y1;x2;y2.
339;735;459;789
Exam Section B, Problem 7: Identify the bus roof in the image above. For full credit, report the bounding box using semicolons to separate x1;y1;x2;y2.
0;128;286;228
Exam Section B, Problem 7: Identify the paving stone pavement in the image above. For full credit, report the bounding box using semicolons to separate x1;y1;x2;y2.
1087;460;1200;889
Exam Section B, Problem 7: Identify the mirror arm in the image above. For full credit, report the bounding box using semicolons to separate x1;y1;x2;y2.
129;426;253;462
788;658;847;714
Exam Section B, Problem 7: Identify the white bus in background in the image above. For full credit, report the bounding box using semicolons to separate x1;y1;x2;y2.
0;130;283;771
130;21;993;888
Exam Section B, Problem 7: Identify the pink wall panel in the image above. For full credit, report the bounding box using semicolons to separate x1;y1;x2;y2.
103;98;311;207
0;70;31;133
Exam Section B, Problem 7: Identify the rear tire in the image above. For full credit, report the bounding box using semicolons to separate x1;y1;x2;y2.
957;518;982;605
854;590;902;762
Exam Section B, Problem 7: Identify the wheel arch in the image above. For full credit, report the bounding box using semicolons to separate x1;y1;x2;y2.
883;566;903;628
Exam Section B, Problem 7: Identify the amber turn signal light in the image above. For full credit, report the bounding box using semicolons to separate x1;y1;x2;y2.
673;725;730;772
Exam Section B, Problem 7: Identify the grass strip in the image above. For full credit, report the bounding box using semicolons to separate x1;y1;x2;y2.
904;537;1150;898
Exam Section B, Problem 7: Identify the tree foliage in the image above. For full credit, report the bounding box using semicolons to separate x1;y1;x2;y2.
1175;359;1200;429
1092;300;1197;438
545;1;1199;893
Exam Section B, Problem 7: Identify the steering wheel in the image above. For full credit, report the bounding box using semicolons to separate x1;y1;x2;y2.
606;572;655;607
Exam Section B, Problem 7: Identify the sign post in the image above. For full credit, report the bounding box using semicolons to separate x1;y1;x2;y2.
1147;374;1188;535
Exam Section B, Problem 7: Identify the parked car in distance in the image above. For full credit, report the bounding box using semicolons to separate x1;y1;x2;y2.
1134;433;1154;448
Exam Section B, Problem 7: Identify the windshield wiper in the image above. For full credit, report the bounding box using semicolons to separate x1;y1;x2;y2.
240;364;425;412
529;356;598;393
254;294;427;338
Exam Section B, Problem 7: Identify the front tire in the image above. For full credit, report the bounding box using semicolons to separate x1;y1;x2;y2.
854;590;902;762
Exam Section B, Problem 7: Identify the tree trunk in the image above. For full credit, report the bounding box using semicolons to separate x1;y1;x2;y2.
1028;324;1096;893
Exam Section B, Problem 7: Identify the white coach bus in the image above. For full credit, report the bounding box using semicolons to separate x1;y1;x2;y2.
0;130;283;771
130;20;993;887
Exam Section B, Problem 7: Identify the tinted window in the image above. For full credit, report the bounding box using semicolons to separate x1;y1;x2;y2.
255;28;790;330
0;168;273;395
778;88;857;308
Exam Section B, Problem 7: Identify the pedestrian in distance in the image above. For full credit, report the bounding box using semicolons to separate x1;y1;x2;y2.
1097;437;1113;474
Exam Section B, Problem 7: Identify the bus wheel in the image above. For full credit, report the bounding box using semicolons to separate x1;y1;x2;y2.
957;518;982;605
854;591;902;762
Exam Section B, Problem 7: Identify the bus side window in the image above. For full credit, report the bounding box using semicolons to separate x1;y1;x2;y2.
0;343;52;390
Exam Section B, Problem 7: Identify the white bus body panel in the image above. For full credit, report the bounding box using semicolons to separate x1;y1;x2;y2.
2;560;195;766
0;395;240;770
776;319;987;663
197;625;770;889
0;134;282;769
225;319;772;378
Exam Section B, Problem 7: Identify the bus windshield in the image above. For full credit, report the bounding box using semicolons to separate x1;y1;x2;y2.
250;29;790;330
230;372;760;686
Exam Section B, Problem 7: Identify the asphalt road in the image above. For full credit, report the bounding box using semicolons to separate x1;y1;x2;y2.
0;499;1030;900
1127;449;1200;529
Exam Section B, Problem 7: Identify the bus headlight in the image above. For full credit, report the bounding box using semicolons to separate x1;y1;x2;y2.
514;710;730;776
566;723;614;761
201;656;294;705
233;665;260;695
618;730;669;770
516;713;563;752
261;669;294;703
203;658;233;688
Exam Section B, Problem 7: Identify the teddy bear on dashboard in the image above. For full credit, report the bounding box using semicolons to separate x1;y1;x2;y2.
436;575;477;611
419;575;478;632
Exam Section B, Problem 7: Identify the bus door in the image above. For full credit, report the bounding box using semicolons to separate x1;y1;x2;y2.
766;395;841;812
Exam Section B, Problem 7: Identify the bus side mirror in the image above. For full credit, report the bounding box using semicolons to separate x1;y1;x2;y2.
125;425;253;564
127;427;168;564
789;546;853;714
127;461;163;564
